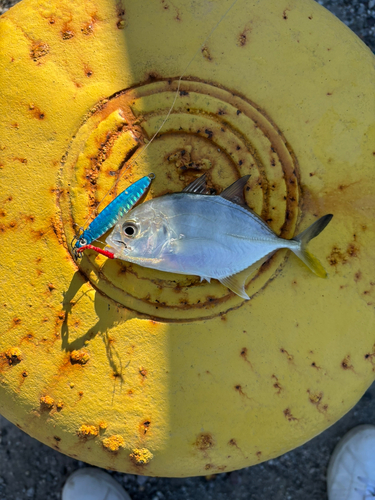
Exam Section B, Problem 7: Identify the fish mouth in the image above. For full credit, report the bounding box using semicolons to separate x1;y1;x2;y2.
107;231;130;253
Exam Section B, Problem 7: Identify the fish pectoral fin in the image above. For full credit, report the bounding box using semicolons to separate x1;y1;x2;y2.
218;254;273;300
182;174;209;194
219;273;250;300
219;175;250;207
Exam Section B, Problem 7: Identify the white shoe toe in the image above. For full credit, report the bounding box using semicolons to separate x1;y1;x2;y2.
327;425;375;500
62;468;131;500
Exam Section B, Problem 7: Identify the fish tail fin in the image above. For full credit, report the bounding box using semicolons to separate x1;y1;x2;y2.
291;214;333;278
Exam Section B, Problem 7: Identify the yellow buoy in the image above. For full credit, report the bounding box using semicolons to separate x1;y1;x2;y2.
0;0;374;476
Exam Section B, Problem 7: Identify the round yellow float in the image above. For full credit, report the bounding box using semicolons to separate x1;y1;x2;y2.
0;0;374;477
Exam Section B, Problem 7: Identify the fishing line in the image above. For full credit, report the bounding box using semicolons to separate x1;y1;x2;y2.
83;0;240;230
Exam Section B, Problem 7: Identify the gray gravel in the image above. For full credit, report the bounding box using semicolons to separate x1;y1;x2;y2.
0;0;374;499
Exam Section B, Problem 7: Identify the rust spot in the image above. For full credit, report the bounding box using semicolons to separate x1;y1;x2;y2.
347;243;359;258
28;103;45;120
284;408;298;421
195;433;214;451
311;361;321;370
21;333;35;344
62;30;74;40
50;217;65;246
77;424;99;438
129;448;153;465
102;435;125;452
116;3;126;29
272;374;282;394
22;371;28;377
307;389;328;413
30;41;49;61
280;347;294;361
5;347;22;365
168;147;211;172
308;391;322;404
341;355;354;371
54;436;61;442
327;92;333;96
237;27;250;47
365;346;375;371
234;384;251;400
81;22;94;35
328;246;347;266
201;46;212;61
140;420;151;435
283;8;289;19
40;395;54;410
85;67;93;77
240;347;253;370
13;318;21;326
256;451;262;459
47;283;56;292
139;368;147;380
354;271;362;282
70;350;90;365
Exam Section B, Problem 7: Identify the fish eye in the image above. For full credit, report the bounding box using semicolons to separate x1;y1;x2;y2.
122;222;138;238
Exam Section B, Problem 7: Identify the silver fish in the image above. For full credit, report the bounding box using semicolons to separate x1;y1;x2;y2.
105;175;333;299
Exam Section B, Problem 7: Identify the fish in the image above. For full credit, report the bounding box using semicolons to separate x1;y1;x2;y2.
105;174;333;299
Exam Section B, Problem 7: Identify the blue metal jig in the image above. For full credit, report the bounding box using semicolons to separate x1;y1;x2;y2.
72;173;154;258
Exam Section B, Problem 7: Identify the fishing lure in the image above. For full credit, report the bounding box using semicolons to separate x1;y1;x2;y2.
72;173;154;259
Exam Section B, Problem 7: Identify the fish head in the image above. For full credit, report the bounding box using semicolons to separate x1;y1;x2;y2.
105;202;171;261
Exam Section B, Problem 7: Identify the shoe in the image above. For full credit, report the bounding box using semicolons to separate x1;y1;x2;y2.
327;425;375;500
62;467;131;500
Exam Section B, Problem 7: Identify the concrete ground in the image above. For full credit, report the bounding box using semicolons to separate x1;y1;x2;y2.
0;0;374;498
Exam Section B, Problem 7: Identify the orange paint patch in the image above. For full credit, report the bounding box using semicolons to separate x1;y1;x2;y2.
4;347;22;365
40;395;54;409
129;448;153;465
102;435;125;452
77;424;99;437
70;350;90;365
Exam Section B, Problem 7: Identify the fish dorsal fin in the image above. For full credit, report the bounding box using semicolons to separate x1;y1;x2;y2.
219;273;250;300
219;175;250;206
182;174;208;194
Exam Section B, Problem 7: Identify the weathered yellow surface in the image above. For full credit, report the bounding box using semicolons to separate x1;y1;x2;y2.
0;0;375;477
